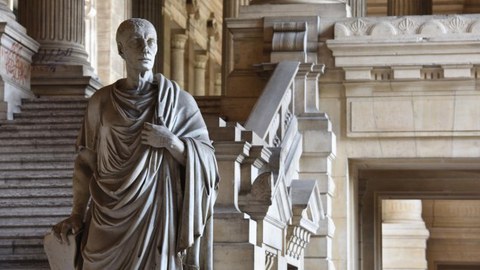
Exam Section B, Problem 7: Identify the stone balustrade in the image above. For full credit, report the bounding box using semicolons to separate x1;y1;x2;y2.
209;61;334;270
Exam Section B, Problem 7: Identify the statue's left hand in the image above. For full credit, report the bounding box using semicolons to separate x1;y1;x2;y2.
141;121;186;165
52;214;83;245
141;122;180;149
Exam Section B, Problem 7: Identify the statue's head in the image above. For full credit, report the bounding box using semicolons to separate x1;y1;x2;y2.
116;18;158;72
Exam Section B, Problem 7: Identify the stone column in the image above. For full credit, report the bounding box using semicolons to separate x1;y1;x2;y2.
0;0;39;119
347;0;365;17
387;0;431;16
193;53;208;96
382;200;429;270
0;0;14;20
171;34;188;89
18;0;100;96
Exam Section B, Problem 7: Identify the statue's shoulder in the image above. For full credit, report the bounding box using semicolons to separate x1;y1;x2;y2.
88;84;114;107
155;73;197;106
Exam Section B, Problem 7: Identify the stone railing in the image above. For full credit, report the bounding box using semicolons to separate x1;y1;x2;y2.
245;61;298;147
210;60;333;270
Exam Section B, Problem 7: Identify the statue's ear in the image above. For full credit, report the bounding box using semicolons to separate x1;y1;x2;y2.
117;42;125;59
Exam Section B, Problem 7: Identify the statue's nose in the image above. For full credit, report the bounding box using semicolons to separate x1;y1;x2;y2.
141;41;148;52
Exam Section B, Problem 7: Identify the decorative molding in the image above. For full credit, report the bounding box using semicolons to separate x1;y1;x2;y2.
272;22;307;52
334;15;480;38
286;226;311;260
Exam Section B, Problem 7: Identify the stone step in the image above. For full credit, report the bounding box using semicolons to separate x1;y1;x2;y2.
0;152;75;162
0;145;75;154
0;161;73;171
13;110;85;119
0;123;81;131
0;228;61;245
0;238;45;255
0;216;64;229
0;116;84;125
0;208;71;221
22;96;88;104
0;254;49;270
0;197;72;209
0;177;71;186
0;186;72;198
0;129;78;139
0;170;72;180
0;137;76;146
21;101;87;111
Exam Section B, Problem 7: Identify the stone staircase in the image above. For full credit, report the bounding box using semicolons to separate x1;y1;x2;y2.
0;97;87;269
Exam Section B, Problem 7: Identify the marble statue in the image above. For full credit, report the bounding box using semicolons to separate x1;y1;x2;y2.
50;18;219;270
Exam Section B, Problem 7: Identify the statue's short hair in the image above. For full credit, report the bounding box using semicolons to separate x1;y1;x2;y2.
116;18;156;53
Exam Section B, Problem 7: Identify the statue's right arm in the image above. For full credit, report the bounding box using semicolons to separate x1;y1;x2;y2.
52;147;96;244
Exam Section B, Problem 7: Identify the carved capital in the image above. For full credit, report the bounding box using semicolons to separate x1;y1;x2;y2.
194;54;208;69
171;34;188;49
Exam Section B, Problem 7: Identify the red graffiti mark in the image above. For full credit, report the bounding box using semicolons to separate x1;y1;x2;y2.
3;43;29;85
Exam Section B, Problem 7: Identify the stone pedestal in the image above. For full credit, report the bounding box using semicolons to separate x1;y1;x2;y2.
18;0;101;97
0;0;39;119
382;200;429;270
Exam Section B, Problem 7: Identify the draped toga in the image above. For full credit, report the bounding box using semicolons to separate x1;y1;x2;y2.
75;74;218;270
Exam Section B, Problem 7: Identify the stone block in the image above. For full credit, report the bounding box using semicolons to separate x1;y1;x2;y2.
442;65;472;78
393;67;421;79
214;243;265;270
304;236;331;258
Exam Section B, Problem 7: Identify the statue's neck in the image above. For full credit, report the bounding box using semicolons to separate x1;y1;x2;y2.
124;69;154;92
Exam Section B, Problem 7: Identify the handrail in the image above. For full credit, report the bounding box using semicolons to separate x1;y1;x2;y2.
244;61;300;141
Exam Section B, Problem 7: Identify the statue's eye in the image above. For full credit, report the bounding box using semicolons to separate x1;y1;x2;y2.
147;38;157;46
127;38;143;48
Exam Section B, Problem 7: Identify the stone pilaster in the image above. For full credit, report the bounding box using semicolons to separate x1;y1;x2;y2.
18;0;100;96
299;113;336;270
382;200;429;270
193;53;208;96
387;0;431;16
171;34;188;89
0;0;39;119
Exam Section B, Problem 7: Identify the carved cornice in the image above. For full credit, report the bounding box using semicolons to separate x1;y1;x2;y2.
335;15;480;39
328;15;480;82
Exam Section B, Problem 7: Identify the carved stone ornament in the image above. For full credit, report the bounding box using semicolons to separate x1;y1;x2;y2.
334;15;480;38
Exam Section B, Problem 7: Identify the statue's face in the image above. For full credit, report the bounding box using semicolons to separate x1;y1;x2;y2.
119;24;158;72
